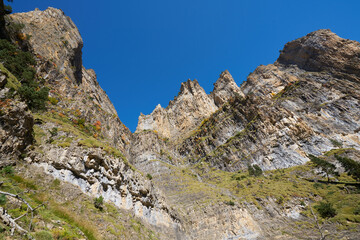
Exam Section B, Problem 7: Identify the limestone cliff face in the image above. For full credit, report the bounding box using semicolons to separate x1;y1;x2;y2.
128;29;360;239
210;70;244;107
2;7;360;239
7;8;131;151
7;8;83;84
136;79;218;139
175;30;360;171
2;8;183;238
277;29;360;77
136;71;244;140
0;99;33;167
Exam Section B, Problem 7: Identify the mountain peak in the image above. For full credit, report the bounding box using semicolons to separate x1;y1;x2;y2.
210;70;244;107
179;79;202;96
136;78;217;138
277;29;360;76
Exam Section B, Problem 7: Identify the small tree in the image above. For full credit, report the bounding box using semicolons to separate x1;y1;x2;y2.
94;196;104;210
335;155;360;181
315;201;336;218
248;164;263;177
308;155;337;182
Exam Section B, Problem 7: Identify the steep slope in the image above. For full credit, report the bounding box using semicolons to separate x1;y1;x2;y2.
175;29;360;172
7;8;131;151
129;29;360;239
1;8;182;239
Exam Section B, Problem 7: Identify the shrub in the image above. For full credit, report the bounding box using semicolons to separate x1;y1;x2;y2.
4;5;12;14
146;174;153;180
276;196;284;205
49;127;58;137
1;165;14;175
52;178;61;188
308;154;337;182
76;118;85;127
248;164;263;177
225;200;235;206
94;196;104;210
0;194;7;205
354;205;360;215
330;139;342;148
315;201;336;218
48;97;59;105
335;155;360;181
18;81;49;111
0;39;36;82
0;39;49;110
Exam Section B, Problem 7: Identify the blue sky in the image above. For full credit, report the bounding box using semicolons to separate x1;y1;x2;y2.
10;0;360;131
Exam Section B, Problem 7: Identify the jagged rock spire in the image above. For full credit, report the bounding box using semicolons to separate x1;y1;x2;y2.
210;70;244;107
136;79;217;139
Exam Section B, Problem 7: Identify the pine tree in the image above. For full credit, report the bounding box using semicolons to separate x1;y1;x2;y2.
309;155;337;182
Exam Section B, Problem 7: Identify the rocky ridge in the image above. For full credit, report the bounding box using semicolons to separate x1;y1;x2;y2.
7;7;131;151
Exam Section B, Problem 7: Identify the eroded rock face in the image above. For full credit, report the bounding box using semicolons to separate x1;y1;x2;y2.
136;70;247;141
7;8;131;151
210;70;244;107
170;30;360;172
277;29;360;78
136;79;218;139
7;7;83;84
0;99;33;167
129;29;360;239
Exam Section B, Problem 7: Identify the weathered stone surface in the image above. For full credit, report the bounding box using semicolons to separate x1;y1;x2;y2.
174;30;360;172
7;7;83;84
7;8;131;151
210;70;244;107
136;79;218;139
277;29;360;78
0;100;33;167
27;124;182;238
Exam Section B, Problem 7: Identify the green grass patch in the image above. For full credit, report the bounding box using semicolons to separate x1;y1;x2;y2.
324;148;354;156
0;63;21;90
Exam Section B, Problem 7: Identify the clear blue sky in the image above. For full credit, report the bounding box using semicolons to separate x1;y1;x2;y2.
10;0;360;132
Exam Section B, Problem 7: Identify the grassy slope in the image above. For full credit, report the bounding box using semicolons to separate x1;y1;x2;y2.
147;147;360;239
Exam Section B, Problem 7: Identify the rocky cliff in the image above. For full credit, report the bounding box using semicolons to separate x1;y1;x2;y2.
130;29;360;239
1;7;360;240
7;8;131;151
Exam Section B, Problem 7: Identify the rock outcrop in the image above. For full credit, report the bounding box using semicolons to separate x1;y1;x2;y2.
0;70;34;167
170;30;360;172
210;70;244;106
136;79;218;139
129;29;360;239
136;71;245;140
278;29;360;77
7;7;131;151
0;99;33;167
